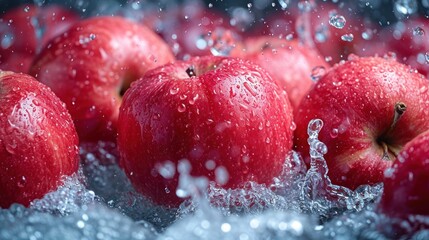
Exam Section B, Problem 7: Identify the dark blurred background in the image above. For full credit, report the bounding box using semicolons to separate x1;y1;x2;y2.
1;0;428;27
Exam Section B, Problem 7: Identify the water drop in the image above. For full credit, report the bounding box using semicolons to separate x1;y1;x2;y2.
413;26;425;36
177;104;186;113
329;13;346;29
290;121;297;131
310;66;326;81
169;87;179;95
341;33;354;42
23;6;30;12
215;166;229;186
1;33;14;49
330;128;339;138
361;29;373;40
394;0;418;15
425;52;429;64
156;161;176;179
325;56;333;62
278;0;290;9
298;0;315;13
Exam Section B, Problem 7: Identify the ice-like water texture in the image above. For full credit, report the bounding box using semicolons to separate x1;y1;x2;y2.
0;203;157;240
1;120;428;239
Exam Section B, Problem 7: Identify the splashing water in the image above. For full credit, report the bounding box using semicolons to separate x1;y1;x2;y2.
394;0;418;16
199;28;240;57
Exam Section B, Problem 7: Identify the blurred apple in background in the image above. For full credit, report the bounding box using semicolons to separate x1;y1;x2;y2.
231;36;328;113
294;56;429;190
0;71;79;208
30;16;175;142
0;4;79;73
118;56;294;207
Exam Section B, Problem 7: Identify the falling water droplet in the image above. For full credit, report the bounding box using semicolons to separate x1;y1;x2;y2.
311;66;326;82
394;0;418;15
341;33;354;42
329;13;346;29
278;0;291;9
413;26;425;36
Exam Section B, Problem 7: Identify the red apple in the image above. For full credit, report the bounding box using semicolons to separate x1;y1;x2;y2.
0;71;79;208
118;56;294;207
0;4;79;73
30;16;175;142
231;37;328;113
294;56;429;190
380;129;429;226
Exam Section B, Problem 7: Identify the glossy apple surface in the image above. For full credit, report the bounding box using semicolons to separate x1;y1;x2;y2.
294;56;429;190
232;37;328;112
0;4;79;73
30;16;175;142
380;129;429;224
0;71;79;208
118;56;294;207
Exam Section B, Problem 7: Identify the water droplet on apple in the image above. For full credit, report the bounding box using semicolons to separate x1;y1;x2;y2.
330;128;339;138
169;87;179;95
325;56;333;63
265;137;271;144
290;121;297;131
177;104;186;113
17;176;26;188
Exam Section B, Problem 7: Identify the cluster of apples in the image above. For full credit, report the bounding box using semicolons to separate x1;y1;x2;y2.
1;1;429;231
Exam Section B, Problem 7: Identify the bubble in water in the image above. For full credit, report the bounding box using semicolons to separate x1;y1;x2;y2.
341;33;354;42
329;13;347;29
310;66;326;81
413;26;425;36
425;52;429;63
278;0;291;9
394;0;418;15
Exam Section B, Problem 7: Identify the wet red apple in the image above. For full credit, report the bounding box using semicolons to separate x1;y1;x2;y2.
30;16;175;142
0;4;79;73
294;56;429;190
0;71;79;208
118;56;294;207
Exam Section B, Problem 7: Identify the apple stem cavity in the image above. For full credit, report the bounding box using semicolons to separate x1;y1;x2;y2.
186;66;196;78
379;102;407;161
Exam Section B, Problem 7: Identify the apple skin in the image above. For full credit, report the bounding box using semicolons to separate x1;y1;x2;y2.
380;129;429;227
231;37;328;113
30;16;175;142
0;71;79;208
294;56;429;190
118;56;294;207
0;4;79;73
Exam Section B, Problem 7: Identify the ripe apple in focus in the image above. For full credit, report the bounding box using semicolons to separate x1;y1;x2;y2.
118;56;294;207
294;56;429;190
231;37;328;112
30;16;175;142
0;4;79;73
380;129;429;226
0;71;79;208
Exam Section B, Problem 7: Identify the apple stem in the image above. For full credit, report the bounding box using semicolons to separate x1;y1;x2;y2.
389;102;407;133
186;66;196;78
